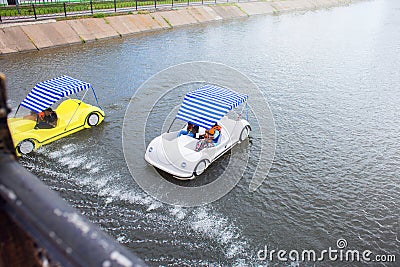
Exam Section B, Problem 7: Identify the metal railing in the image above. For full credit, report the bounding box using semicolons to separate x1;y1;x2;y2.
0;0;248;23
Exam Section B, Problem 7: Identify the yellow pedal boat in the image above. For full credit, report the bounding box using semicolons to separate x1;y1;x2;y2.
8;76;105;156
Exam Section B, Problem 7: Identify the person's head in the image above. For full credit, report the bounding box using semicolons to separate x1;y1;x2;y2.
192;125;199;134
187;123;194;131
44;108;53;116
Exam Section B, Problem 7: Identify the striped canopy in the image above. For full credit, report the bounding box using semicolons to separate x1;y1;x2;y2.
176;84;248;129
20;75;91;113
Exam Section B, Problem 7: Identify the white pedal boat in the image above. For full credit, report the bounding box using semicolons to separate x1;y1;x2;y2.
144;84;251;180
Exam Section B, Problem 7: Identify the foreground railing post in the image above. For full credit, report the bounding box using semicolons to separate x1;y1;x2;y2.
0;14;2;23
32;4;37;20
172;0;173;7
16;0;20;15
90;0;93;14
154;0;156;9
114;0;116;12
63;2;67;17
135;0;137;10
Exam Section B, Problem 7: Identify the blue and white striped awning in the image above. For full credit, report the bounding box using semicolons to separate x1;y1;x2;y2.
20;75;91;113
176;84;248;129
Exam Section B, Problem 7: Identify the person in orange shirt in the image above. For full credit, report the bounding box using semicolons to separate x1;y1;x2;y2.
24;108;58;129
195;123;222;151
35;108;58;129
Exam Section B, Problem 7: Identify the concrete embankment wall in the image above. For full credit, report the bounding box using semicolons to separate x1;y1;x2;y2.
0;0;353;55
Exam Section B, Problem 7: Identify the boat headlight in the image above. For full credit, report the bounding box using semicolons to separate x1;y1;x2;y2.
181;162;187;168
148;147;153;152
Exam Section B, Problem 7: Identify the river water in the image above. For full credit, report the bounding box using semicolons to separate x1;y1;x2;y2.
1;0;399;265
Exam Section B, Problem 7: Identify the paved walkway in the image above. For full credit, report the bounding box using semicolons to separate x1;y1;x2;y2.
0;0;353;54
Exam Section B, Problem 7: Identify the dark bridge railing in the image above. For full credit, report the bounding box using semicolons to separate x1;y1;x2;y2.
0;0;243;23
0;73;147;267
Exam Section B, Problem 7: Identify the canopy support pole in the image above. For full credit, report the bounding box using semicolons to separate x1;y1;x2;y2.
167;118;177;133
64;89;91;130
64;102;81;131
90;86;102;110
229;102;248;139
246;102;249;121
14;104;21;118
80;88;89;102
